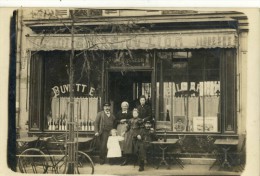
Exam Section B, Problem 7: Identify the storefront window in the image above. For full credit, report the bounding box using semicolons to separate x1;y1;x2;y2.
29;49;236;134
29;51;102;132
156;50;234;133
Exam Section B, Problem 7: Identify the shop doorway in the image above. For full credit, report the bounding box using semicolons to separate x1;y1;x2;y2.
108;71;152;114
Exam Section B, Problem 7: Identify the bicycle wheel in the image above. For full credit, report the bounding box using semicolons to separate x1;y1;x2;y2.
76;151;94;174
17;148;49;173
52;154;68;174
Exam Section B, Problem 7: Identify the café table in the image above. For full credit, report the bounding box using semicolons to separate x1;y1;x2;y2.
17;136;38;143
16;136;39;153
151;139;183;169
210;138;239;170
77;137;93;143
46;137;93;146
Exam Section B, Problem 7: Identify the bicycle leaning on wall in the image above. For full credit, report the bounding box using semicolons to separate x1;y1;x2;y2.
16;134;95;174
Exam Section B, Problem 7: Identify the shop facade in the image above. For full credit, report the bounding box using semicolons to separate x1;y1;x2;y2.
16;9;248;157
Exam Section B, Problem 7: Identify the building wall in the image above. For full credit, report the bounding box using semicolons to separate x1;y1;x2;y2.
16;10;35;136
236;31;247;149
16;9;249;139
238;32;248;135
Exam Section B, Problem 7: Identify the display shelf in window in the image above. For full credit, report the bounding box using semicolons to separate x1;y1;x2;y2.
46;96;99;132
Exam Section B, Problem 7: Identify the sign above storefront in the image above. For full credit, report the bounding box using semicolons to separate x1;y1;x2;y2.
26;29;237;51
52;84;95;97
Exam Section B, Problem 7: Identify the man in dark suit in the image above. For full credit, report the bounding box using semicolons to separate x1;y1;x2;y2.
94;102;116;164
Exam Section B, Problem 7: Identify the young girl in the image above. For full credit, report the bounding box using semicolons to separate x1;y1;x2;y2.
107;129;124;165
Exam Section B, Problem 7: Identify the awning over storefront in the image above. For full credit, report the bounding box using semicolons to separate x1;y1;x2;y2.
26;29;237;51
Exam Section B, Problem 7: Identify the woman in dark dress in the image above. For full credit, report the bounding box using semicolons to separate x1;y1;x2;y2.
121;108;143;166
136;95;151;122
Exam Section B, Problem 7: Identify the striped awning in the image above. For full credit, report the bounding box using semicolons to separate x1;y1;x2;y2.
26;29;237;51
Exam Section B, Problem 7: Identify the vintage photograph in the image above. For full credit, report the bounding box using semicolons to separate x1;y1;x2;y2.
6;7;252;175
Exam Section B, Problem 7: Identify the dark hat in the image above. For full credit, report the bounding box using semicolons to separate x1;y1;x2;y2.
103;102;111;106
145;121;151;124
132;108;139;113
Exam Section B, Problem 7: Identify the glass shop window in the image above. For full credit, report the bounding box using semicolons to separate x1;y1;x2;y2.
41;51;102;132
156;50;224;133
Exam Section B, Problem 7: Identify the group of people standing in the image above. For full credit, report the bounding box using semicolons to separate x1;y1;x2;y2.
94;95;157;171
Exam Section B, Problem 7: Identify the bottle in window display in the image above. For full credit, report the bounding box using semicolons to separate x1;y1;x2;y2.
82;120;86;131
89;121;92;131
91;121;93;131
59;119;62;130
61;118;64;130
55;119;59;131
55;119;58;131
84;120;86;131
89;120;93;131
52;119;55;130
60;119;62;130
86;120;89;131
51;119;55;130
63;119;67;131
91;120;94;131
47;113;52;130
53;119;58;130
48;120;51;130
163;130;167;142
80;120;84;131
56;119;59;130
88;120;91;131
166;110;170;121
49;119;52;130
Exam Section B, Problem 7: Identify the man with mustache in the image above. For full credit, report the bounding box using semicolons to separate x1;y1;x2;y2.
94;102;116;165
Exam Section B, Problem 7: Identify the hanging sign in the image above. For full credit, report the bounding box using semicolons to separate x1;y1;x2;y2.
26;29;237;51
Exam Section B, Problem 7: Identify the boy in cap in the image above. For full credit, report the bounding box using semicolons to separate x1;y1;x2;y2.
135;121;158;171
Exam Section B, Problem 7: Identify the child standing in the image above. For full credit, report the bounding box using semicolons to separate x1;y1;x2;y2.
107;129;124;165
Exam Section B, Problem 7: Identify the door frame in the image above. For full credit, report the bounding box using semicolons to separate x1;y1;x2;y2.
105;68;154;114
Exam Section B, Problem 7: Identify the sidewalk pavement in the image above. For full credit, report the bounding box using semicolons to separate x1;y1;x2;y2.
90;163;242;176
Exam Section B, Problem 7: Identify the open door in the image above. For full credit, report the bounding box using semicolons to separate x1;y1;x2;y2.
108;71;152;114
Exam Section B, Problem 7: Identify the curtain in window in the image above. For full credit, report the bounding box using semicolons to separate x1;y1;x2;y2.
89;97;98;121
51;97;60;119
81;98;89;121
200;96;220;117
188;97;199;121
60;97;68;118
173;97;186;116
